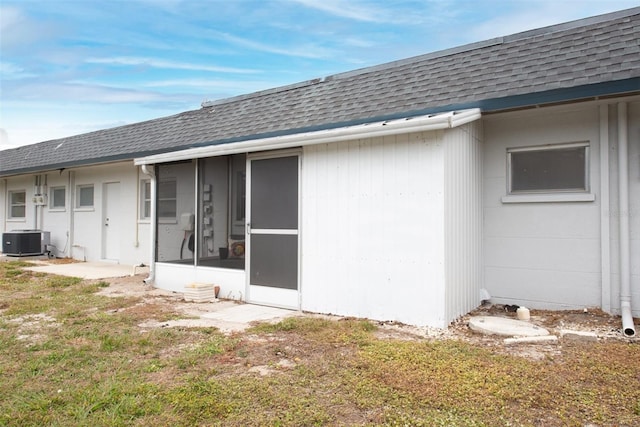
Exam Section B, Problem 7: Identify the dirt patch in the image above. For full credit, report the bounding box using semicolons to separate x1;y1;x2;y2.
86;273;640;360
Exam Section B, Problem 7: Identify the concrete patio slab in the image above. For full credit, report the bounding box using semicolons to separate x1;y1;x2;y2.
5;257;296;333
469;316;550;337
201;303;300;332
23;261;148;280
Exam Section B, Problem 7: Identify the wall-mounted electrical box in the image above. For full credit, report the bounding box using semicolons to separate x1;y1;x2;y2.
32;195;48;205
180;213;194;231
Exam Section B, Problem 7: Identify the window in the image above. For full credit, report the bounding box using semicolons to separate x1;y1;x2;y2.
9;190;26;218
76;184;94;208
508;143;589;194
50;187;66;209
140;180;151;219
158;179;177;219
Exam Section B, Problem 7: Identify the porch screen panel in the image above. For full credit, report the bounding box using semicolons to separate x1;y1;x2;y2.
250;234;298;289
155;161;196;264
250;156;298;230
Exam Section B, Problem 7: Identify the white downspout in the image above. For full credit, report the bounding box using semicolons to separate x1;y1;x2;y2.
2;179;7;233
617;102;636;337
68;171;75;258
141;164;156;284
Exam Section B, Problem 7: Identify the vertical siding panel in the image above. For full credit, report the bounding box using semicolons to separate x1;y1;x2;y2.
444;122;483;324
301;130;447;327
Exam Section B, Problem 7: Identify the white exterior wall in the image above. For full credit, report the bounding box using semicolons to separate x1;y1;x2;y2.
627;100;640;318
1;162;149;266
444;121;483;321
154;263;246;299
608;100;640;317
483;105;603;310
301;131;448;327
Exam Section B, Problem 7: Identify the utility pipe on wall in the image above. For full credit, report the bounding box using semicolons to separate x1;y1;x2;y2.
2;179;7;233
68;171;75;258
34;175;39;229
617;102;636;337
141;164;156;284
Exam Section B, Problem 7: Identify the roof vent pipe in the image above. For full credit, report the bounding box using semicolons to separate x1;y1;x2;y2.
617;102;636;337
141;164;156;285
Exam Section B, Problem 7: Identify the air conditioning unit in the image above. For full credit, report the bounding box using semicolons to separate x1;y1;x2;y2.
2;230;50;256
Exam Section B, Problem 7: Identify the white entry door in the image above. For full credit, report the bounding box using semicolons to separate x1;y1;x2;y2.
102;182;121;261
247;153;300;309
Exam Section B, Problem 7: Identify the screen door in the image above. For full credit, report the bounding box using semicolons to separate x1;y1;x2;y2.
247;154;299;308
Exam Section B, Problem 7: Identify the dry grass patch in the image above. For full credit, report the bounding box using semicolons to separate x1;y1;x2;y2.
1;261;639;426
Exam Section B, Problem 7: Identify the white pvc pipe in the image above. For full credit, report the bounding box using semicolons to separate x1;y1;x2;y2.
599;105;611;313
141;164;156;284
617;102;636;337
68;171;74;258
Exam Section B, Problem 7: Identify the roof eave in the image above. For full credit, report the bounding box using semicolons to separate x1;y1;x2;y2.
134;109;482;165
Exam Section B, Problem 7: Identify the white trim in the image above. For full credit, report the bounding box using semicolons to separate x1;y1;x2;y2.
501;193;595;203
250;229;298;235
508;141;589;152
506;141;591;195
135;109;481;165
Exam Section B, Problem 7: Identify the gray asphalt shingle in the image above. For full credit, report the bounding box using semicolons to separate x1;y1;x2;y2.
1;7;639;176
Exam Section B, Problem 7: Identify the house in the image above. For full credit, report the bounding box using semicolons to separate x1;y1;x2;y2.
1;8;639;334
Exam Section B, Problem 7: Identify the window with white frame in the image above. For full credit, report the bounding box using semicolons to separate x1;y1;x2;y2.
9;190;26;219
50;186;66;210
76;184;94;208
158;179;177;219
508;143;589;194
140;180;151;219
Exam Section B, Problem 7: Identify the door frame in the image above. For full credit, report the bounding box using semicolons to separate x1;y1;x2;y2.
245;149;302;309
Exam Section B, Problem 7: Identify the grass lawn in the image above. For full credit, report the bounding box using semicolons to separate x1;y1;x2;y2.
1;260;639;426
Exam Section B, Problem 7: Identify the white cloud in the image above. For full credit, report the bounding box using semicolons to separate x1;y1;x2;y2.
0;61;36;78
289;0;388;23
143;78;279;92
468;0;639;40
85;56;259;74
0;5;59;51
212;31;337;59
4;80;198;105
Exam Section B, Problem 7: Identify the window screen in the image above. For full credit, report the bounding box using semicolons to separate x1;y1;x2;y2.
141;180;151;219
77;185;94;208
509;144;588;193
50;187;66;209
9;191;26;218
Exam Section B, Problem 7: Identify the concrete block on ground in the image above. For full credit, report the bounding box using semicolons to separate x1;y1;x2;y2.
184;282;218;302
504;335;558;345
560;329;598;342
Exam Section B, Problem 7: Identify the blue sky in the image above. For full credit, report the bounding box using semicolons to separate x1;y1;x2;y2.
1;0;637;150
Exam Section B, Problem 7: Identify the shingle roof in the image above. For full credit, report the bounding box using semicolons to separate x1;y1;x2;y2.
2;7;639;176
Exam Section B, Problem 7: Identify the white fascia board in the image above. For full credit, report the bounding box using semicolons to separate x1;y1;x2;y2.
135;108;481;165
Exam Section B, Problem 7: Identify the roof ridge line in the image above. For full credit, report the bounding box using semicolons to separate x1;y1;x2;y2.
200;6;639;109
